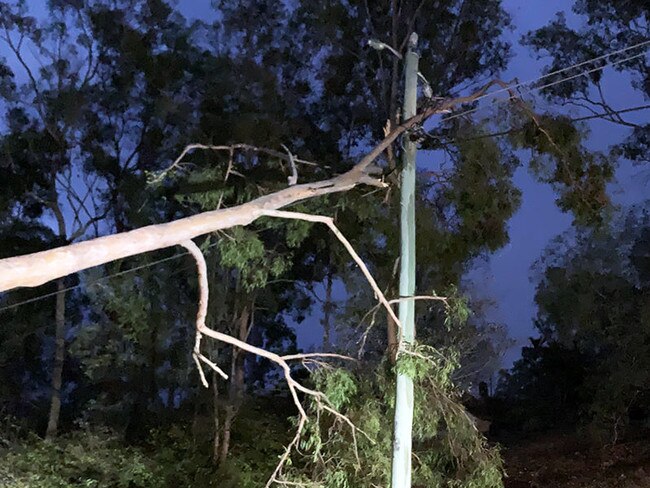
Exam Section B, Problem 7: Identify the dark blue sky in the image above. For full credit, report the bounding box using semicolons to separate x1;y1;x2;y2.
1;1;648;367
468;0;648;365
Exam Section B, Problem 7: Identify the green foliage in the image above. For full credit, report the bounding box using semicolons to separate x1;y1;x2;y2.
444;135;522;253
510;113;614;226
69;261;198;438
396;344;459;387
0;431;156;488
0;401;295;488
312;368;358;411
441;285;472;330
144;397;294;488
523;1;648;165
283;346;503;487
5;0;642;485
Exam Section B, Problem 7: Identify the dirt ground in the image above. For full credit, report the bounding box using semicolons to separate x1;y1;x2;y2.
501;432;650;488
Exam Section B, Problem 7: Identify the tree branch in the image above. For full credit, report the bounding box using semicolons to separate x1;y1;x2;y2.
261;210;401;331
180;231;369;486
180;239;228;386
150;143;322;185
0;80;511;292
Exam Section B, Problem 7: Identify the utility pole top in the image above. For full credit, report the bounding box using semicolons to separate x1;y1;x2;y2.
408;32;418;49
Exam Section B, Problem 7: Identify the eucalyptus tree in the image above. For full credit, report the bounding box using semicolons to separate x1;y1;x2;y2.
531;205;650;439
0;0;201;436
499;204;650;439
0;0;638;484
524;0;649;164
0;0;108;437
205;0;623;483
211;0;520;360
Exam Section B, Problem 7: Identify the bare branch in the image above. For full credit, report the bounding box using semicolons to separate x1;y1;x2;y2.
179;239;228;385
281;352;355;362
180;218;375;486
224;147;234;182
281;144;299;186
387;294;449;306
265;417;307;488
260;210;402;333
0;169;379;291
150;143;322;185
357;293;450;358
197;303;370;485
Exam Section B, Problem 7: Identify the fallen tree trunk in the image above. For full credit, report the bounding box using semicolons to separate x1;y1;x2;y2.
0;173;362;291
0;147;393;292
0;82;507;292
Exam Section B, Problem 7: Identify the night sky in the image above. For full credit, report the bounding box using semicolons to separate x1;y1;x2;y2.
472;0;648;365
1;1;648;368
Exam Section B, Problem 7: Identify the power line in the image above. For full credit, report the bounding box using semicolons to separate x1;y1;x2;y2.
0;241;220;313
450;39;650;109
441;48;649;124
436;104;650;144
571;104;650;122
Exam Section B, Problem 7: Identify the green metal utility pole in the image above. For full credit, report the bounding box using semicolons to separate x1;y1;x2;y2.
391;32;419;487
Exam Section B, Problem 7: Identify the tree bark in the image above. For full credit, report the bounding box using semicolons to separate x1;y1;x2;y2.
387;308;399;365
218;405;235;466
385;0;401;173
45;278;66;438
46;198;68;439
212;371;220;464
0;169;378;292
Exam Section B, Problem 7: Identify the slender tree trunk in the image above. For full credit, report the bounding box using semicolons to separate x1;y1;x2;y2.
192;391;201;444
386;10;400;172
322;271;333;351
219;405;235;465
46;198;68;439
387;308;398;365
386;258;401;363
212;371;220;464
46;278;66;438
217;305;251;465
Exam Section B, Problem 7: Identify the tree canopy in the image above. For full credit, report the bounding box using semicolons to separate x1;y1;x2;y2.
0;0;647;486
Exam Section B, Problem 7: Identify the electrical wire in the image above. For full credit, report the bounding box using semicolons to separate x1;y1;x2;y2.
0;241;220;313
571;104;650;122
441;48;649;125
436;104;650;144
447;38;650;109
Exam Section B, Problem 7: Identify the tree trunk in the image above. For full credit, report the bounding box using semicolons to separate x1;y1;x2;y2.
0;109;435;293
45;278;66;438
322;271;333;351
385;0;400;173
216;305;251;465
212;371;220;464
387;309;398;365
218;405;235;465
1;89;499;293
